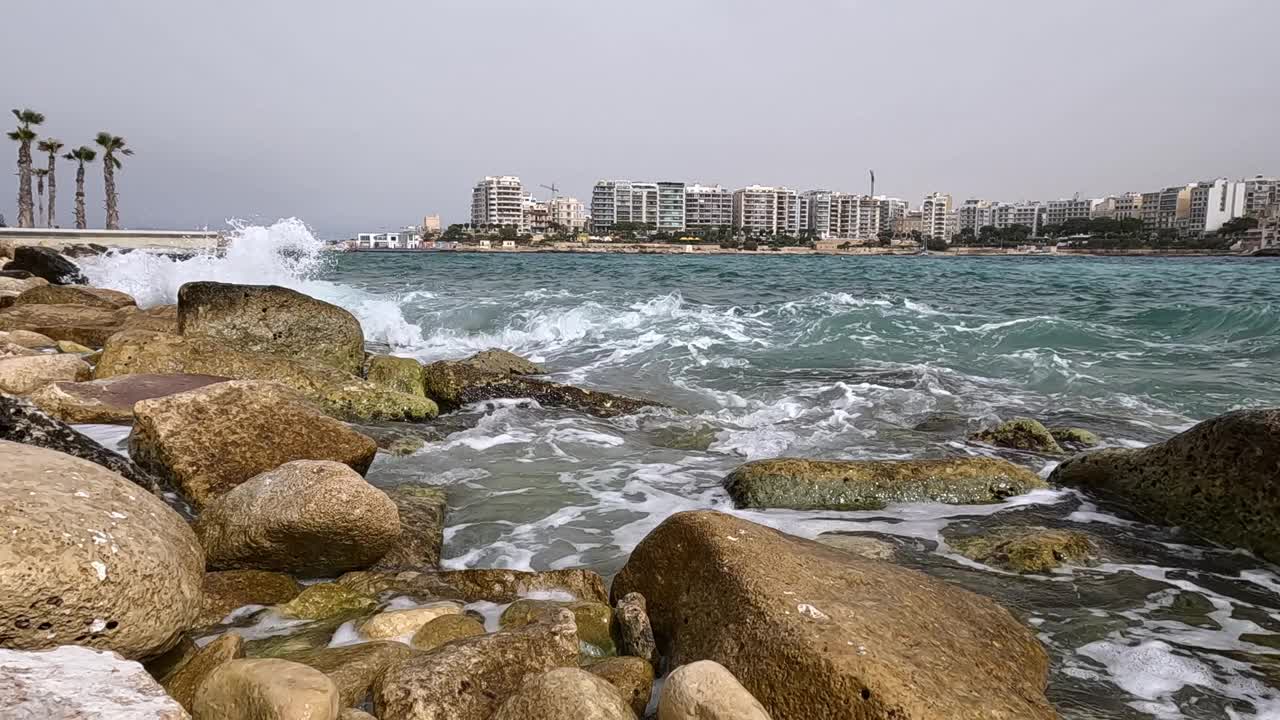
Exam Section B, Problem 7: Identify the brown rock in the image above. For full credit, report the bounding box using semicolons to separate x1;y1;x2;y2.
121;304;180;334
491;667;637;720
0;303;134;347
278;583;377;621
2;328;56;348
465;348;545;375
613;592;656;665
658;660;771;720
338;710;377;720
500;599;615;656
0;441;204;660
192;658;340;720
410;614;486;650
14;284;137;310
162;633;245;711
371;485;447;570
422;359;659;417
356;602;463;640
195;460;401;575
611;511;1055;720
587;656;654;717
283;641;416;708
0;353;91;395
27;373;229;424
0;340;40;357
144;634;198;681
365;354;427;396
56;339;94;353
198;570;303;627
129;381;377;509
947;526;1097;573
338;567;608;604
373;609;580;720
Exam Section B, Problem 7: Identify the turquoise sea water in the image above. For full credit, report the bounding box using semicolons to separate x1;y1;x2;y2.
84;230;1280;718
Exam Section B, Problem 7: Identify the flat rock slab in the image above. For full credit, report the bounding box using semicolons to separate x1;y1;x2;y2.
0;303;132;347
29;373;230;424
0;645;189;719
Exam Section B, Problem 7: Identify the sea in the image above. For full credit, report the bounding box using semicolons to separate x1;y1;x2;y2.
80;219;1280;718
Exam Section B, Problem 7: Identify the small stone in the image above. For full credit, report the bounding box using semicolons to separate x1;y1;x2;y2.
947;526;1097;573
357;602;464;640
0;645;188;719
587;656;654;716
410;614;486;650
464;348;545;375
384;435;425;455
491;667;637;720
970;417;1063;454
56;339;95;353
192;658;340;720
658;660;771;720
162;633;244;711
1049;426;1101;450
613;593;655;665
338;710;377;720
500;599;615;656
279;583;377;621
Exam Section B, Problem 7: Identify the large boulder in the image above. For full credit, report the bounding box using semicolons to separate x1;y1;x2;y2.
491;667;637;720
338;567;609;605
374;609;581;720
129;381;378;509
422;359;658;417
586;657;654;717
161;633;244;712
0;441;204;659
195;460;400;575
1051;409;1280;564
658;660;770;720
14;283;136;309
0;328;56;348
3;245;88;284
612;511;1055;720
178;281;365;375
96;330;438;421
198;570;303;627
192;658;340;720
371;485;447;570
724;456;1046;510
0;303;134;347
0;645;189;719
0;393;164;494
283;642;416;707
28;373;228;424
970;418;1063;454
365;354;427;396
0;274;49;293
0;353;91;395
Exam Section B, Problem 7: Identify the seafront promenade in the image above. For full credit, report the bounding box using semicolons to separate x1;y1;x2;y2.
0;227;223;252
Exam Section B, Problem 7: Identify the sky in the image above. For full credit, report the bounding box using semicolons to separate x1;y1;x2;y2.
3;0;1278;238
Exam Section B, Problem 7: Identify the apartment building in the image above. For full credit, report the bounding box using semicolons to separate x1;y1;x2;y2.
656;182;686;232
1243;176;1279;216
471;176;525;229
957;199;996;233
1044;198;1092;227
548;197;587;231
522;194;551;235
921;192;953;241
591;180;686;232
684;184;734;229
1141;185;1193;232
899;210;923;236
1091;193;1143;221
732;185;805;236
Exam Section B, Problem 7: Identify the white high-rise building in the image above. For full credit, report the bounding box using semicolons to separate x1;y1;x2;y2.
732;185;803;235
1242;176;1279;216
1202;179;1245;233
921;192;953;242
1045;198;1093;227
471;176;524;229
548;197;587;231
591;180;685;232
685;184;734;229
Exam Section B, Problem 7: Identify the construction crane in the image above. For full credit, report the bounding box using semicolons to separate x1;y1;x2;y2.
540;183;560;199
869;170;875;198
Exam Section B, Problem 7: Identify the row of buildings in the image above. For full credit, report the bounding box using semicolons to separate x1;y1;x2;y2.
468;175;1280;245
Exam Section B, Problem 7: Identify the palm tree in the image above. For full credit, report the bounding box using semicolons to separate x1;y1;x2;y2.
7;108;44;228
94;132;133;230
62;146;96;230
32;168;49;227
37;138;63;228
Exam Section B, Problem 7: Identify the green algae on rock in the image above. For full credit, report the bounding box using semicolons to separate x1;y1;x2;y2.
1049;426;1101;450
947;526;1097;572
970;417;1063;454
500;598;616;657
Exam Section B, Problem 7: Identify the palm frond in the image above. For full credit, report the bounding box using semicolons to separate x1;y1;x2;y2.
11;108;44;126
37;138;64;154
7;128;36;142
63;146;97;163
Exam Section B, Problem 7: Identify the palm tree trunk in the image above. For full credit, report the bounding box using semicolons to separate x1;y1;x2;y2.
46;153;57;228
15;142;34;228
74;162;87;230
103;154;119;230
36;175;45;228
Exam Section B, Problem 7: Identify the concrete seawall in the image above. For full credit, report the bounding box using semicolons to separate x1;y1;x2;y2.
0;228;224;252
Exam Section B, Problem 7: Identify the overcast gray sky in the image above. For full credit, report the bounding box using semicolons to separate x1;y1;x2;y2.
3;0;1278;238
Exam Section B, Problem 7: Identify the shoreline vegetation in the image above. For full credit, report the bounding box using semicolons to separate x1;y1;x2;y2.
345;242;1270;258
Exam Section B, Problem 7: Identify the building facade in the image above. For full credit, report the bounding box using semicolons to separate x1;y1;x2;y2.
471;176;524;230
921;192;953;241
591;180;685;232
684;184;733;229
1044;198;1092;227
548;196;587;230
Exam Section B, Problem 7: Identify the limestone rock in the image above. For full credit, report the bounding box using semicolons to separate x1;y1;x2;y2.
365;354;426;396
28;373;228;424
0;353;91;395
161;633;244;711
130;381;378;509
371;485;447;570
1;340;39;357
338;710;376;720
338;567;609;605
144;635;198;683
587;657;654;717
612;511;1055;720
178;281;365;375
0;274;49;293
0;441;204;659
501;599;615;656
97;330;438;421
374;609;580;720
1049;426;1101;450
279;583;378;621
613;593;656;665
465;348;545;375
357;602;463;640
0;645;189;719
3;246;87;284
422;359;658;417
241;612;360;659
491;667;637;720
724;456;1046;511
283;641;415;707
410;614;486;650
195;460;400;575
814;533;897;561
0;290;16;309
192;658;340;720
121;304;180;334
970;417;1063;454
198;570;303;627
14;283;136;309
2;328;56;348
56;339;94;353
0;393;164;494
0;303;134;347
658;660;771;720
1051;409;1280;564
947;526;1096;573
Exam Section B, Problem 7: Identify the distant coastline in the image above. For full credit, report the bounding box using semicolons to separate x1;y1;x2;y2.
340;243;1265;259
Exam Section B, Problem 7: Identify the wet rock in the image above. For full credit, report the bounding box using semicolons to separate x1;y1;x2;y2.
464;348;545;375
724;456;1046;510
1051;409;1280;564
0;393;163;493
1;328;56;348
501;599;615;656
385;435;425;455
357;602;464;640
372;485;447;570
814;533;897;561
283;641;415;708
97;330;438;421
611;511;1056;720
279;583;377;621
586;656;654;717
241;612;361;659
1049;426;1101;450
3;246;88;284
339;710;376;720
0;645;189;719
613;593;656;665
130;380;377;509
650;422;718;451
0;303;136;347
28;373;229;424
912;411;977;434
0;353;91;395
144;634;198;681
373;609;580;720
492;667;637;720
178;281;365;375
0;441;203;659
658;660;771;720
192;658;340;720
410;614;486;650
947;526;1097;573
198;570;303;627
422;359;659;417
161;633;244;711
56;339;94;353
365;354;427;396
0;339;39;357
970;417;1063;454
14;283;136;309
338;567;609;604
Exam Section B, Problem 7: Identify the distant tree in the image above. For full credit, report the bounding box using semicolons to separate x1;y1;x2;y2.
978;225;1000;245
877;228;893;245
498;224;518;240
909;230;923;245
1219;216;1259;236
36;137;63;227
926;237;948;252
94;132;134;230
61;146;97;230
442;223;469;240
7;108;44;228
954;227;975;245
742;240;758;251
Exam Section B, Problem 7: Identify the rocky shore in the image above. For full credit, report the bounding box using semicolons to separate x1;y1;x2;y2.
2;243;1277;719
